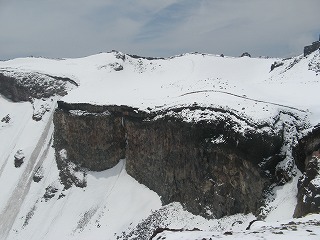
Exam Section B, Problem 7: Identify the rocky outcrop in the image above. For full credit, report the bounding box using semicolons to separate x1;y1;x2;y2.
308;50;320;73
304;41;320;57
53;102;285;218
53;108;125;171
294;156;320;217
53;101;150;188
14;149;25;168
1;114;11;123
294;127;320;172
0;71;76;102
270;61;284;71
0;72;32;101
240;52;251;57
294;127;320;217
125;116;282;218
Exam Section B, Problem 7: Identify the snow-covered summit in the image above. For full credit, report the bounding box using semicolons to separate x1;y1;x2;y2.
1;50;319;125
1;49;320;240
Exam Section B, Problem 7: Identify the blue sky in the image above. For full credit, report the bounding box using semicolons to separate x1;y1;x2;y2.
0;0;319;60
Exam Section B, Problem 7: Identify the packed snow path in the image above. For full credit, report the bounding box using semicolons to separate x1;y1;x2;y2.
178;89;307;112
0;106;55;239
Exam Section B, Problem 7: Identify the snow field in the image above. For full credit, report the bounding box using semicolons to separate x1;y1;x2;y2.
0;50;319;239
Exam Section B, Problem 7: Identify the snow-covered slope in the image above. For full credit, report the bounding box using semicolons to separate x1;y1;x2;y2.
1;51;318;123
0;95;161;240
151;213;320;240
0;50;320;239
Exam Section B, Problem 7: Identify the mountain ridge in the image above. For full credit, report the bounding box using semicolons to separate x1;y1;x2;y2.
0;47;319;239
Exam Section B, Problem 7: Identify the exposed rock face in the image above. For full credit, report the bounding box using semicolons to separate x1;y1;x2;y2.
240;52;251;57
294;156;320;217
304;41;320;57
270;61;284;71
294;127;320;217
0;73;31;101
54;108;125;171
1;114;11;123
14;149;25;168
53;101;149;188
125;116;281;218
53;102;285;218
308;50;320;73
0;71;76;102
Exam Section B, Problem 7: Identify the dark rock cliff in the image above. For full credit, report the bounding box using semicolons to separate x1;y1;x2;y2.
304;41;320;57
0;71;76;102
53;101;149;188
53;101;285;218
294;127;320;217
125;116;282;218
54;109;125;170
0;72;32;101
0;70;78;121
